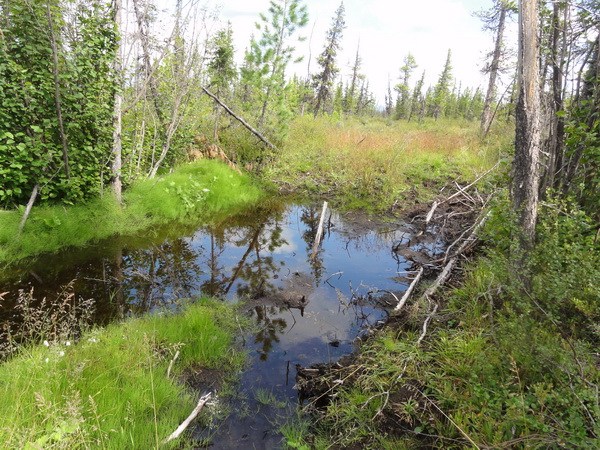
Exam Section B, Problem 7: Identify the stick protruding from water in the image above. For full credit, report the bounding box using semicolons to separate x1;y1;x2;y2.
311;201;328;259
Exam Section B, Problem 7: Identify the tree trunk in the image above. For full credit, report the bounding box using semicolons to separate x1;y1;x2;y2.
481;4;507;137
112;0;123;203
512;0;541;252
542;2;565;194
46;4;70;179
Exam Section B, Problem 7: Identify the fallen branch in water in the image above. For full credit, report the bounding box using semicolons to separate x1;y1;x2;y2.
163;392;212;444
393;267;424;313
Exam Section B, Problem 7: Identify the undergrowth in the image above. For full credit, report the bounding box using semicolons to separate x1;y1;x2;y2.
0;298;246;449
0;160;264;265
289;194;599;449
262;115;510;212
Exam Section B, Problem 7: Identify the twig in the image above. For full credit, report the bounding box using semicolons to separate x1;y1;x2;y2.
166;350;180;379
417;298;439;346
163;392;212;443
418;389;481;449
393;267;424;313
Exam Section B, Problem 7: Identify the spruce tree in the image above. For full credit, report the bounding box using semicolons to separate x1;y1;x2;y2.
312;1;346;116
431;49;453;119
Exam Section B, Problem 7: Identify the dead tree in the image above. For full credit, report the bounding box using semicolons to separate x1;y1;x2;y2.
480;1;510;137
512;0;541;254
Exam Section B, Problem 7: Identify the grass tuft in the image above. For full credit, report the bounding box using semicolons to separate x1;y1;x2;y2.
0;299;246;449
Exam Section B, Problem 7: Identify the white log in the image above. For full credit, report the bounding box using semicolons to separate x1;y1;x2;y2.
393;267;424;313
311;201;328;259
163;392;212;443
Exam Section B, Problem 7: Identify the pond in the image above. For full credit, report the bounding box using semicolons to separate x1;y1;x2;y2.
0;203;439;448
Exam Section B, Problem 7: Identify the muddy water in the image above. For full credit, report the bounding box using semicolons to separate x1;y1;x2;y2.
1;204;436;448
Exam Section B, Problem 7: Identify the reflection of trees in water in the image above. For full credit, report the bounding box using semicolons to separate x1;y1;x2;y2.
123;238;203;314
253;305;287;361
300;206;325;285
199;233;227;297
226;214;288;300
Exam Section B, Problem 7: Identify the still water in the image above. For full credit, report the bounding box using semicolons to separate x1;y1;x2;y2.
1;203;431;448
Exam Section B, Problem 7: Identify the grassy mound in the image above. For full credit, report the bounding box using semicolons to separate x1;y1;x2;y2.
0;160;264;264
0;299;245;449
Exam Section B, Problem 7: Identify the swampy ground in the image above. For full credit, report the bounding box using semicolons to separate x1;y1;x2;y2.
1;117;598;449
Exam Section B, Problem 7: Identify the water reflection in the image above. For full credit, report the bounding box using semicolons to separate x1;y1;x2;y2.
1;204;427;360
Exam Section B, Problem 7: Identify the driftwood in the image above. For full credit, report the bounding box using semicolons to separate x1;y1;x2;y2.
393;267;424;312
201;86;278;151
311;201;328;259
163;392;212;443
422;161;499;228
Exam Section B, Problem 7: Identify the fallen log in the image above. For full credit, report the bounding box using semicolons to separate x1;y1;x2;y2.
201;86;278;152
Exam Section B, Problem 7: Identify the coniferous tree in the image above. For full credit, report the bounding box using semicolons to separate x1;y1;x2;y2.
243;0;309;132
430;49;453;119
343;43;363;114
312;1;345;116
408;71;425;122
394;53;417;119
207;24;236;140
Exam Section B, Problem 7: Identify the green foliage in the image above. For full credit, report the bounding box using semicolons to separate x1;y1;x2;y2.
429;49;453;119
0;160;264;265
242;0;309;137
0;0;116;207
0;299;246;448
394;54;418;120
312;1;346;116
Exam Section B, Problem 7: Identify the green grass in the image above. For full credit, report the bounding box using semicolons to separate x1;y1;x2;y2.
0;160;264;265
262;115;511;211
0;299;246;449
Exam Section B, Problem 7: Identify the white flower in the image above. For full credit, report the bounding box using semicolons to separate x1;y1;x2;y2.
43;340;49;347
88;337;98;343
45;358;49;363
59;351;65;357
202;188;210;193
65;341;71;346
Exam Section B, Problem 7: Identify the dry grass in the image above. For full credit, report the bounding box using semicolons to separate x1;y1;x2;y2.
264;115;511;211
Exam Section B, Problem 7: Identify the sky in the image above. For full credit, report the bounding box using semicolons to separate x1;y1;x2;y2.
157;0;516;105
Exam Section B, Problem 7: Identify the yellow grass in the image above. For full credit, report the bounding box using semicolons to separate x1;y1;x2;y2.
264;115;511;211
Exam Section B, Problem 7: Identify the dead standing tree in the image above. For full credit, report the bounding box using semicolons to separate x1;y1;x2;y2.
479;0;512;137
512;0;541;274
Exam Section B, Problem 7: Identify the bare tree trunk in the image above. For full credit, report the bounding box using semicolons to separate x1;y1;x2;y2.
512;0;541;251
481;4;507;137
46;4;70;179
112;0;123;203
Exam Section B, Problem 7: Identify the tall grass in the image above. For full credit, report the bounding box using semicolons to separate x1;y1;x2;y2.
263;115;511;211
0;299;245;449
0;160;264;265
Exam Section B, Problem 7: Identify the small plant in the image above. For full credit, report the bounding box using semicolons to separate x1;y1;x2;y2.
0;281;94;359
